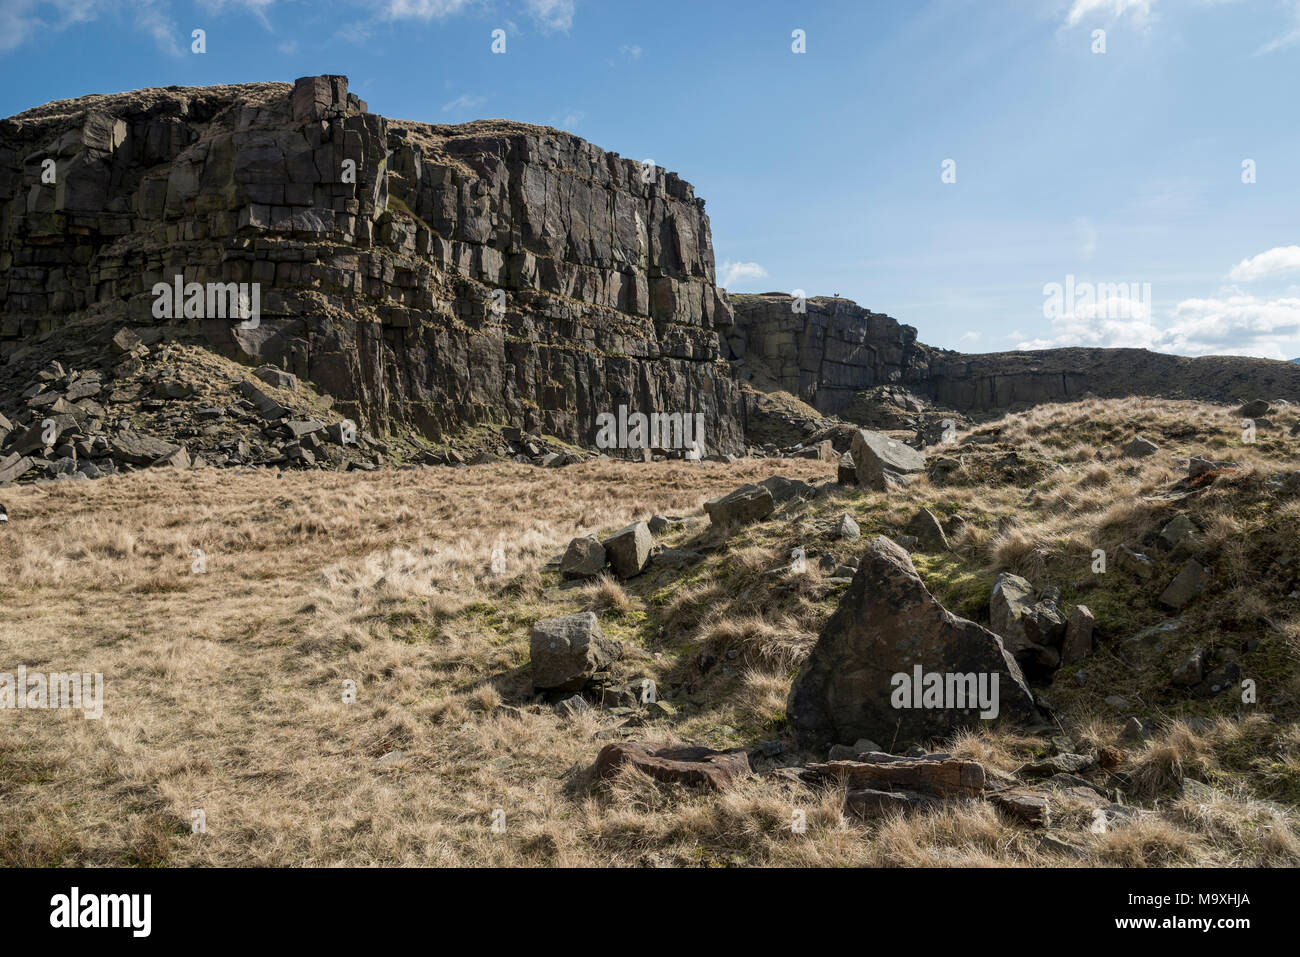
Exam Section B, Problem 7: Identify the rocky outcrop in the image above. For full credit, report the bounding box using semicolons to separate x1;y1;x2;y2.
727;294;931;416
729;297;1300;417
0;76;743;454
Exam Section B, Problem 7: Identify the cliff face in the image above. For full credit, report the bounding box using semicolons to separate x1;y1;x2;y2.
729;294;1300;415
0;75;743;453
725;293;933;415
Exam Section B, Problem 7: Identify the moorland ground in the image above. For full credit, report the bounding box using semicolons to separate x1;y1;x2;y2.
1;397;1298;866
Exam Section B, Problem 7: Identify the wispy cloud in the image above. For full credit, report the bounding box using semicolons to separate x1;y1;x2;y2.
1064;0;1156;29
719;260;768;289
442;92;485;112
382;0;479;20
524;0;574;32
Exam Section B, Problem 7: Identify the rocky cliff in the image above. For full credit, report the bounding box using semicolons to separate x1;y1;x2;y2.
0;75;742;454
729;294;1300;416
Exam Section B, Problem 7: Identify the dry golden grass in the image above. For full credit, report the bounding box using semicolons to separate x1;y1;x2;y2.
1;396;1297;866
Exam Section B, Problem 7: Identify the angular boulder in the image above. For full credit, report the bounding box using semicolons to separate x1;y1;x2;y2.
530;612;622;692
788;536;1040;750
1159;559;1210;611
989;572;1067;667
758;475;814;505
704;483;775;527
1123;435;1159;458
851;430;926;491
560;535;606;580
601;521;652;578
905;507;949;551
1059;604;1094;666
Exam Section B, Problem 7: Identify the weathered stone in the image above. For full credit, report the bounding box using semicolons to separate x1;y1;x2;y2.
110;431;180;465
851;429;925;490
237;380;287;420
1123;435;1159;457
989;572;1067;665
836;452;857;485
1019;752;1097;778
530;612;622;692
992;788;1051;827
1159;559;1210;610
1158;514;1197;552
0;455;36;484
804;755;985;797
560;535;606;580
595;742;749;791
601;522;652;578
704;483;775;527
1059;604;1094;666
758;475;814;504
836;512;861;540
788;536;1040;750
1118;545;1155;580
905;507;948;551
254;366;299;391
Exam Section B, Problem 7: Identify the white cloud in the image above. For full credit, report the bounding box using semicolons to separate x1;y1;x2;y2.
1228;245;1300;282
524;0;574;32
719;261;768;289
383;0;478;19
1161;295;1300;358
1018;293;1300;359
1064;0;1156;28
618;43;641;59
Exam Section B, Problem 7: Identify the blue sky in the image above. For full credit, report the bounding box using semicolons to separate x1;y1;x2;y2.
2;0;1299;358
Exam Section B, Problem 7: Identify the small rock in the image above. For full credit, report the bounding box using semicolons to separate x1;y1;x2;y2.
1123;435;1159;458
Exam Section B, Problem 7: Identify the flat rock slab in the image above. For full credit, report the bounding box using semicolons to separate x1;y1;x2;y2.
595;743;750;791
110;431;180;465
991;788;1052;827
804;756;986;798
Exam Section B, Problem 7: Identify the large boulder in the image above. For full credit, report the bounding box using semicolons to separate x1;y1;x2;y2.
787;536;1040;750
758;475;815;504
530;612;622;692
560;535;606;580
704;483;775;527
601;521;652;578
851;430;926;490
